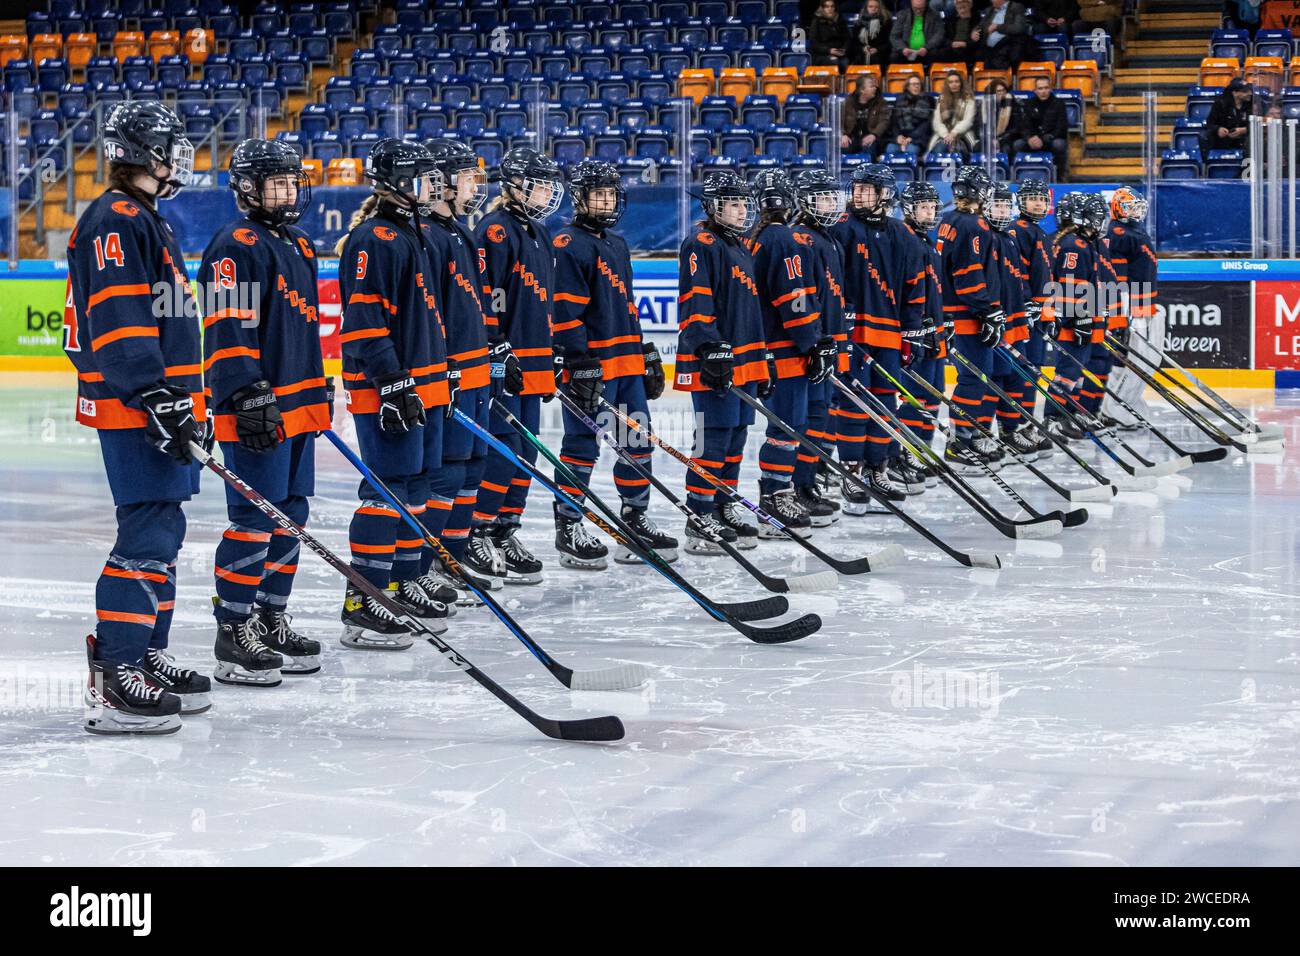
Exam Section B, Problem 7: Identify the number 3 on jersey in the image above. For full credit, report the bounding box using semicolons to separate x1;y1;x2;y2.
93;233;124;270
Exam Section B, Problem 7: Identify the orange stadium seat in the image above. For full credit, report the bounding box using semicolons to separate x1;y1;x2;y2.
799;64;839;94
0;35;27;69
63;33;97;70
147;31;180;61
678;68;715;103
718;67;756;101
301;157;323;186
972;64;1013;92
844;63;882;90
759;66;799;102
885;63;925;93
182;28;214;66
326;158;363;185
1015;61;1057;90
1243;55;1285;88
29;33;62;65
929;62;968;92
112;31;146;61
1198;57;1240;87
1059;60;1101;102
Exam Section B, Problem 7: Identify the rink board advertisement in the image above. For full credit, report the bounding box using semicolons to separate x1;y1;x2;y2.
2;258;1299;383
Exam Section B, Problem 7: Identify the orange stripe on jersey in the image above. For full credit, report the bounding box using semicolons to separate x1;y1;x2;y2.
554;292;591;305
678;286;712;302
205;346;260;369
87;282;153;312
203;307;256;328
348;292;398;314
339;326;389;344
91;325;158;351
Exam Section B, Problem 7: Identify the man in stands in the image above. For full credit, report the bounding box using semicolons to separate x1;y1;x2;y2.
890;0;944;70
972;0;1031;70
1014;76;1070;178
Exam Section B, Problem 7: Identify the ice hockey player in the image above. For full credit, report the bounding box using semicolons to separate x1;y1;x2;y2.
471;147;564;582
65;101;207;734
749;169;837;537
1006;178;1055;454
1078;192;1123;419
336;138;451;650
201;138;328;685
1101;187;1158;430
417;138;497;602
789;168;848;524
936;165;1006;472
674;169;768;553
550;159;679;566
894;180;944;485
833;163;917;509
1045;192;1101;440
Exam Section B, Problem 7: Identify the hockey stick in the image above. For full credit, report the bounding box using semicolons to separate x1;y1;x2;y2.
1008;343;1226;466
729;386;1001;569
1006;342;1191;475
1122;325;1283;441
553;390;837;594
1097;336;1275;454
1101;333;1283;454
896;361;1110;505
323;430;650;692
472;405;820;644
594;394;906;576
947;345;1156;493
849;349;1084;527
829;372;1063;539
189;442;624;743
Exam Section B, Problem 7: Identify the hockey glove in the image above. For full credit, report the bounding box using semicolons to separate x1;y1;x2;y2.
919;315;940;356
444;357;461;419
138;383;200;462
642;341;665;401
978;308;1006;347
488;337;523;396
565;351;605;412
699;341;735;394
901;328;928;368
374;370;426;434
806;335;837;385
230;380;284;453
758;350;778;399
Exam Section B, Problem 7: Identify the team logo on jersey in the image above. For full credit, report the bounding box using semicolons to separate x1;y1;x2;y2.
696;232;714;245
553;233;571;248
486;224;506;244
78;397;96;417
233;228;258;246
296;236;315;259
373;226;396;241
793;232;813;246
111;200;138;217
972;236;981;256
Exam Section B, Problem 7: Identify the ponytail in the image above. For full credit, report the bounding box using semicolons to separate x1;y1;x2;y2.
334;193;381;256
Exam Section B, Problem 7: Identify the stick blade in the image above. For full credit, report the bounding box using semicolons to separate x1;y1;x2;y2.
1062;507;1090;528
1068;484;1117;502
717;595;789;621
964;550;1002;569
1245;440;1285;456
1014;519;1063;539
734;612;822;644
567;662;654;692
1137;456;1191;478
1188;447;1229;464
547;715;626;742
780;569;840;593
864;542;907;570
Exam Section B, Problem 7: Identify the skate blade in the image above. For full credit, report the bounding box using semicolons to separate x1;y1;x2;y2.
683;539;728;556
339;626;414;651
279;655;322;676
758;525;810;539
808;514;838;527
558;553;608;571
503;570;544;585
85;715;182;735
179;692;212;714
214;661;284;687
732;536;758;550
614;546;678;565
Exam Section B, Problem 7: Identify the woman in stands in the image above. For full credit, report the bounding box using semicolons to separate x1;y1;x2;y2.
927;71;977;158
889;73;934;157
674;169;768;554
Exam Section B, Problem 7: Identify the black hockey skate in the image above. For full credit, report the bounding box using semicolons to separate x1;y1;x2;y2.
757;487;811;539
615;506;679;564
139;646;212;713
214;616;284;686
796;483;840;526
339;583;414;651
944;440;985;477
715;500;758;550
1047;416;1086;442
388;579;451;633
252;608;322;676
401;571;459;614
1003;427;1042;460
683;511;737;556
867;462;907;502
970;437;1005;471
555;514;608;570
458;526;505;597
84;635;182;736
488;523;544;584
888;455;927;495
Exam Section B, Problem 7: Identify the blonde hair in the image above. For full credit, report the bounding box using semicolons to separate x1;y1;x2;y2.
333;193;381;255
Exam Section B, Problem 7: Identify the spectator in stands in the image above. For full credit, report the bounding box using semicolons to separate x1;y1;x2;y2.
889;73;934;156
809;0;852;69
983;78;1025;158
890;0;944;70
939;0;980;66
1074;0;1123;41
928;71;977;157
1204;78;1253;152
1015;76;1069;176
1030;0;1081;37
972;0;1030;70
842;74;892;157
852;0;893;66
929;0;958;16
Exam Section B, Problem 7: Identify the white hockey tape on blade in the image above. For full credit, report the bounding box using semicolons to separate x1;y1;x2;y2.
569;662;653;692
968;551;1002;570
1136;456;1191;478
866;542;907;569
1068;484;1118;502
783;569;840;593
1246;441;1284;456
1013;519;1063;539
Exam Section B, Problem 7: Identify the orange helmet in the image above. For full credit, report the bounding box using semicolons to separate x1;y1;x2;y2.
1109;187;1148;224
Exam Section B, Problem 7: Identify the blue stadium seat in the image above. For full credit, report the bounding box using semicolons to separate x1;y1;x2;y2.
699;95;737;132
350;49;382;85
558;78;594;110
720;124;758;161
1254;28;1294;61
93;13;124;45
656;48;691;79
462;53;498;85
698;46;733;73
387;51;420;84
238;54;272;86
337;105;370;140
1160;148;1201;179
351;132;382;160
1070;32;1112;74
156;54;189;89
1205;148;1244;178
596;75;633;108
1012;151;1055;182
402;78;434;111
58;83;91;120
425;54;459;84
636;127;673;160
319;4;353;37
324;76;359;109
638;74;672;107
1281;86;1300;119
763;127;801;161
1037;33;1069;68
274;130;306;158
579;52;614;80
735;1;768;25
299;28;332;64
37;59;68;94
1210;28;1251;64
228;31;262;61
202;54;236;85
182;104;216;142
924;152;964;182
252;4;286;34
755;19;787;48
299;103;334;139
617;100;653;133
471;131;506;165
456;105;490;137
578;105;613;137
676;24;710;51
311;131;344;164
414;106;450;138
716;25;752;51
742;94;778;132
559;28;594;55
539;55;573;84
30;110;61;144
394;0;427;31
478;77;512;112
264;29;300;59
139;11;170;36
502;54;533;85
638;26;671;52
594;128;631;162
1186;89;1217;122
884;152;917;182
739;47;774;73
493;105;529;140
86;57;119;87
552;128;589;166
522;30;554;56
970;151;1011;180
441;81;474;110
783;95;821;132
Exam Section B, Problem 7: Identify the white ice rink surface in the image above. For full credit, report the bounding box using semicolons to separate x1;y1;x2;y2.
2;376;1299;866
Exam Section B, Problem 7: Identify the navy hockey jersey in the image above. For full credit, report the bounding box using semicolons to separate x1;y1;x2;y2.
1050;232;1102;344
422;215;491;392
792;220;849;372
1008;215;1053;331
551;222;645;381
749;221;821;379
64;190;204;430
991;227;1029;345
936;209;1002;336
1105;222;1157;329
199;216;328;441
674;224;767;391
832;215;922;350
475;207;556;396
